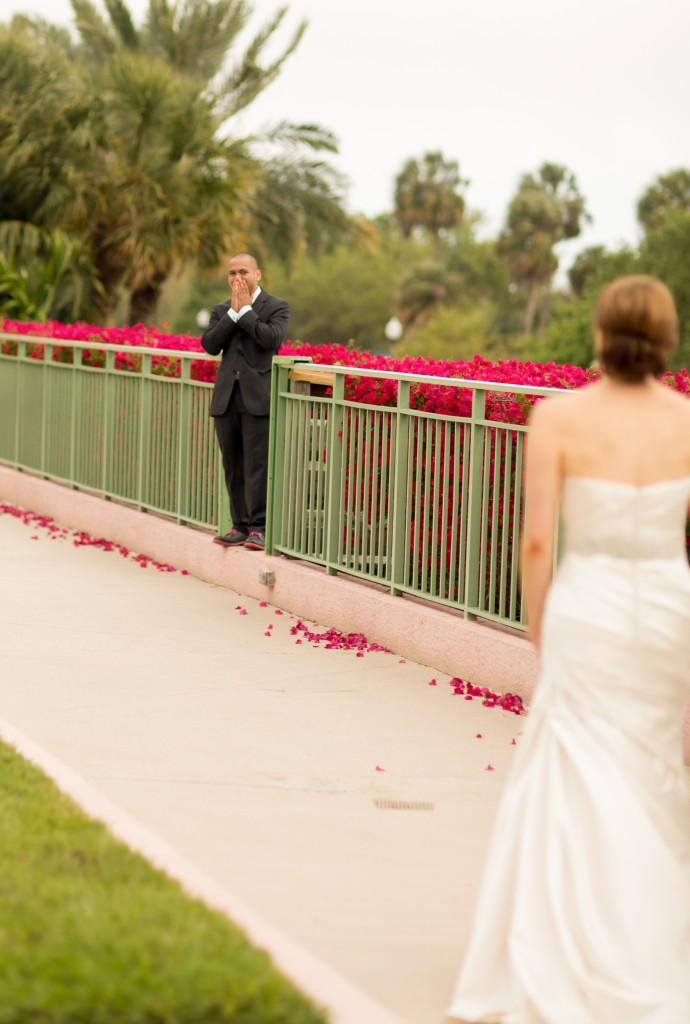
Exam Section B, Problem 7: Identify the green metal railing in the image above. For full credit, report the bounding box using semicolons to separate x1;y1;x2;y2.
0;335;227;531
267;357;559;631
0;337;559;631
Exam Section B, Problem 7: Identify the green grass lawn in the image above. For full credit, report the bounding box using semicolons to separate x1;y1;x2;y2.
0;740;329;1024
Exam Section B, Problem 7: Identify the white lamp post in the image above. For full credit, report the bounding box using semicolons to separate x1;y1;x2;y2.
384;316;403;343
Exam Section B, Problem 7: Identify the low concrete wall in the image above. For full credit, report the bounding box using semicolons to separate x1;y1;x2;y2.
2;465;689;765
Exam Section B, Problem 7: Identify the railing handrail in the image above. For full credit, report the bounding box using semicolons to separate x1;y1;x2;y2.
1;335;567;399
0;332;217;362
275;356;567;398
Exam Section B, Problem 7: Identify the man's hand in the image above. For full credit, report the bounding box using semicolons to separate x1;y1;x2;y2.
231;275;252;313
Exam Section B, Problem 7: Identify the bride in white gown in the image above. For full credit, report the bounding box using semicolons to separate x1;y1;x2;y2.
447;276;690;1024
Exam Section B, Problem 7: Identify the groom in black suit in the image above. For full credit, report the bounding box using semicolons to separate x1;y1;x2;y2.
201;253;290;550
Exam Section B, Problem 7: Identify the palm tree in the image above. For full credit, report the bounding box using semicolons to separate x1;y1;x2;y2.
637;169;690;234
393;151;468;257
68;0;351;323
2;3;352;326
0;23;94;230
499;163;588;338
0;23;102;319
82;48;255;322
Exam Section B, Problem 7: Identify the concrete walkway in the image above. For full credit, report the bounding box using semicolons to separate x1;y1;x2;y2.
0;504;524;1024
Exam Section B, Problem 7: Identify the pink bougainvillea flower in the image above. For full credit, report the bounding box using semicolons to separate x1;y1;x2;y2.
486;764;495;771
449;676;524;716
259;601;268;607
288;619;390;654
428;678;437;686
375;765;385;772
476;733;483;739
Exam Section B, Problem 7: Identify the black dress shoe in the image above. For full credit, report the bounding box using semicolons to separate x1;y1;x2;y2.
244;531;265;550
213;529;248;546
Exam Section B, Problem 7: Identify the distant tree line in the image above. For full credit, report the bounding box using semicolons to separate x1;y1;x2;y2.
261;162;690;371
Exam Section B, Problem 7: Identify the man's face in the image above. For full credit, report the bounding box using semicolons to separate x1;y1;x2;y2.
228;255;261;295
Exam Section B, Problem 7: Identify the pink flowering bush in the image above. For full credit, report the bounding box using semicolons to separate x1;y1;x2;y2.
4;320;690;408
0;318;216;382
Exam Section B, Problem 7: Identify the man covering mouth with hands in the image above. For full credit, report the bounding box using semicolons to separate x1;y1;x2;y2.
201;252;290;551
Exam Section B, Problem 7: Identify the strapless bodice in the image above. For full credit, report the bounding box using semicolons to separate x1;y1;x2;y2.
561;475;690;560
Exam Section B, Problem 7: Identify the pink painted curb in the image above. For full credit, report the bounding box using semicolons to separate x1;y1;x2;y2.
0;717;402;1024
1;465;688;764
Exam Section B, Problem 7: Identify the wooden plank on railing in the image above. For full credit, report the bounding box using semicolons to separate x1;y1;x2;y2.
288;368;335;386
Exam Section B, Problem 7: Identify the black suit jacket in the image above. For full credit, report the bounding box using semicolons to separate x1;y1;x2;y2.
200;290;290;416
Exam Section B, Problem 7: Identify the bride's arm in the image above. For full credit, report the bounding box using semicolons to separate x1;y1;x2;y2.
520;400;563;651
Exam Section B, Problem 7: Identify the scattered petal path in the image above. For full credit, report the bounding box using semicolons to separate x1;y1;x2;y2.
1;501;526;719
0;503;185;574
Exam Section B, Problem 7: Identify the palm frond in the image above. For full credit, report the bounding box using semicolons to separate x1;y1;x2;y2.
259;121;339;154
103;0;140;48
214;10;307;120
70;0;117;61
248;154;352;270
144;0;249;81
9;14;77;54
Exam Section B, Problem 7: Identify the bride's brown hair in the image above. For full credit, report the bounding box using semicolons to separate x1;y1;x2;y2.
596;275;678;382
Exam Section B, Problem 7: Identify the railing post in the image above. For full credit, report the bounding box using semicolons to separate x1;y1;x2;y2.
15;340;26;468
176;357;192;523
70;348;81;487
215;451;231;537
137;353;152;510
267;356;310;554
41;342;52;476
464;387;486;620
102;348;116;499
324;369;345;575
389;379;411;596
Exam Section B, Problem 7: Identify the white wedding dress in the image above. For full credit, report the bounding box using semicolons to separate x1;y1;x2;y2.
448;475;690;1024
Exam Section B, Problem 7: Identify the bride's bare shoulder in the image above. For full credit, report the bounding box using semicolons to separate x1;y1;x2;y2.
657;380;690;417
528;386;592;426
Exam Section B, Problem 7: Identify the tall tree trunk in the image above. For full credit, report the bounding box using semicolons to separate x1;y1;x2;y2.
537;276;553;341
91;237;126;325
523;281;540;336
91;275;120;325
128;281;163;326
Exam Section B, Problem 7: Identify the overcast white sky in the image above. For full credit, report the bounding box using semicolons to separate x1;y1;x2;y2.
4;0;690;270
